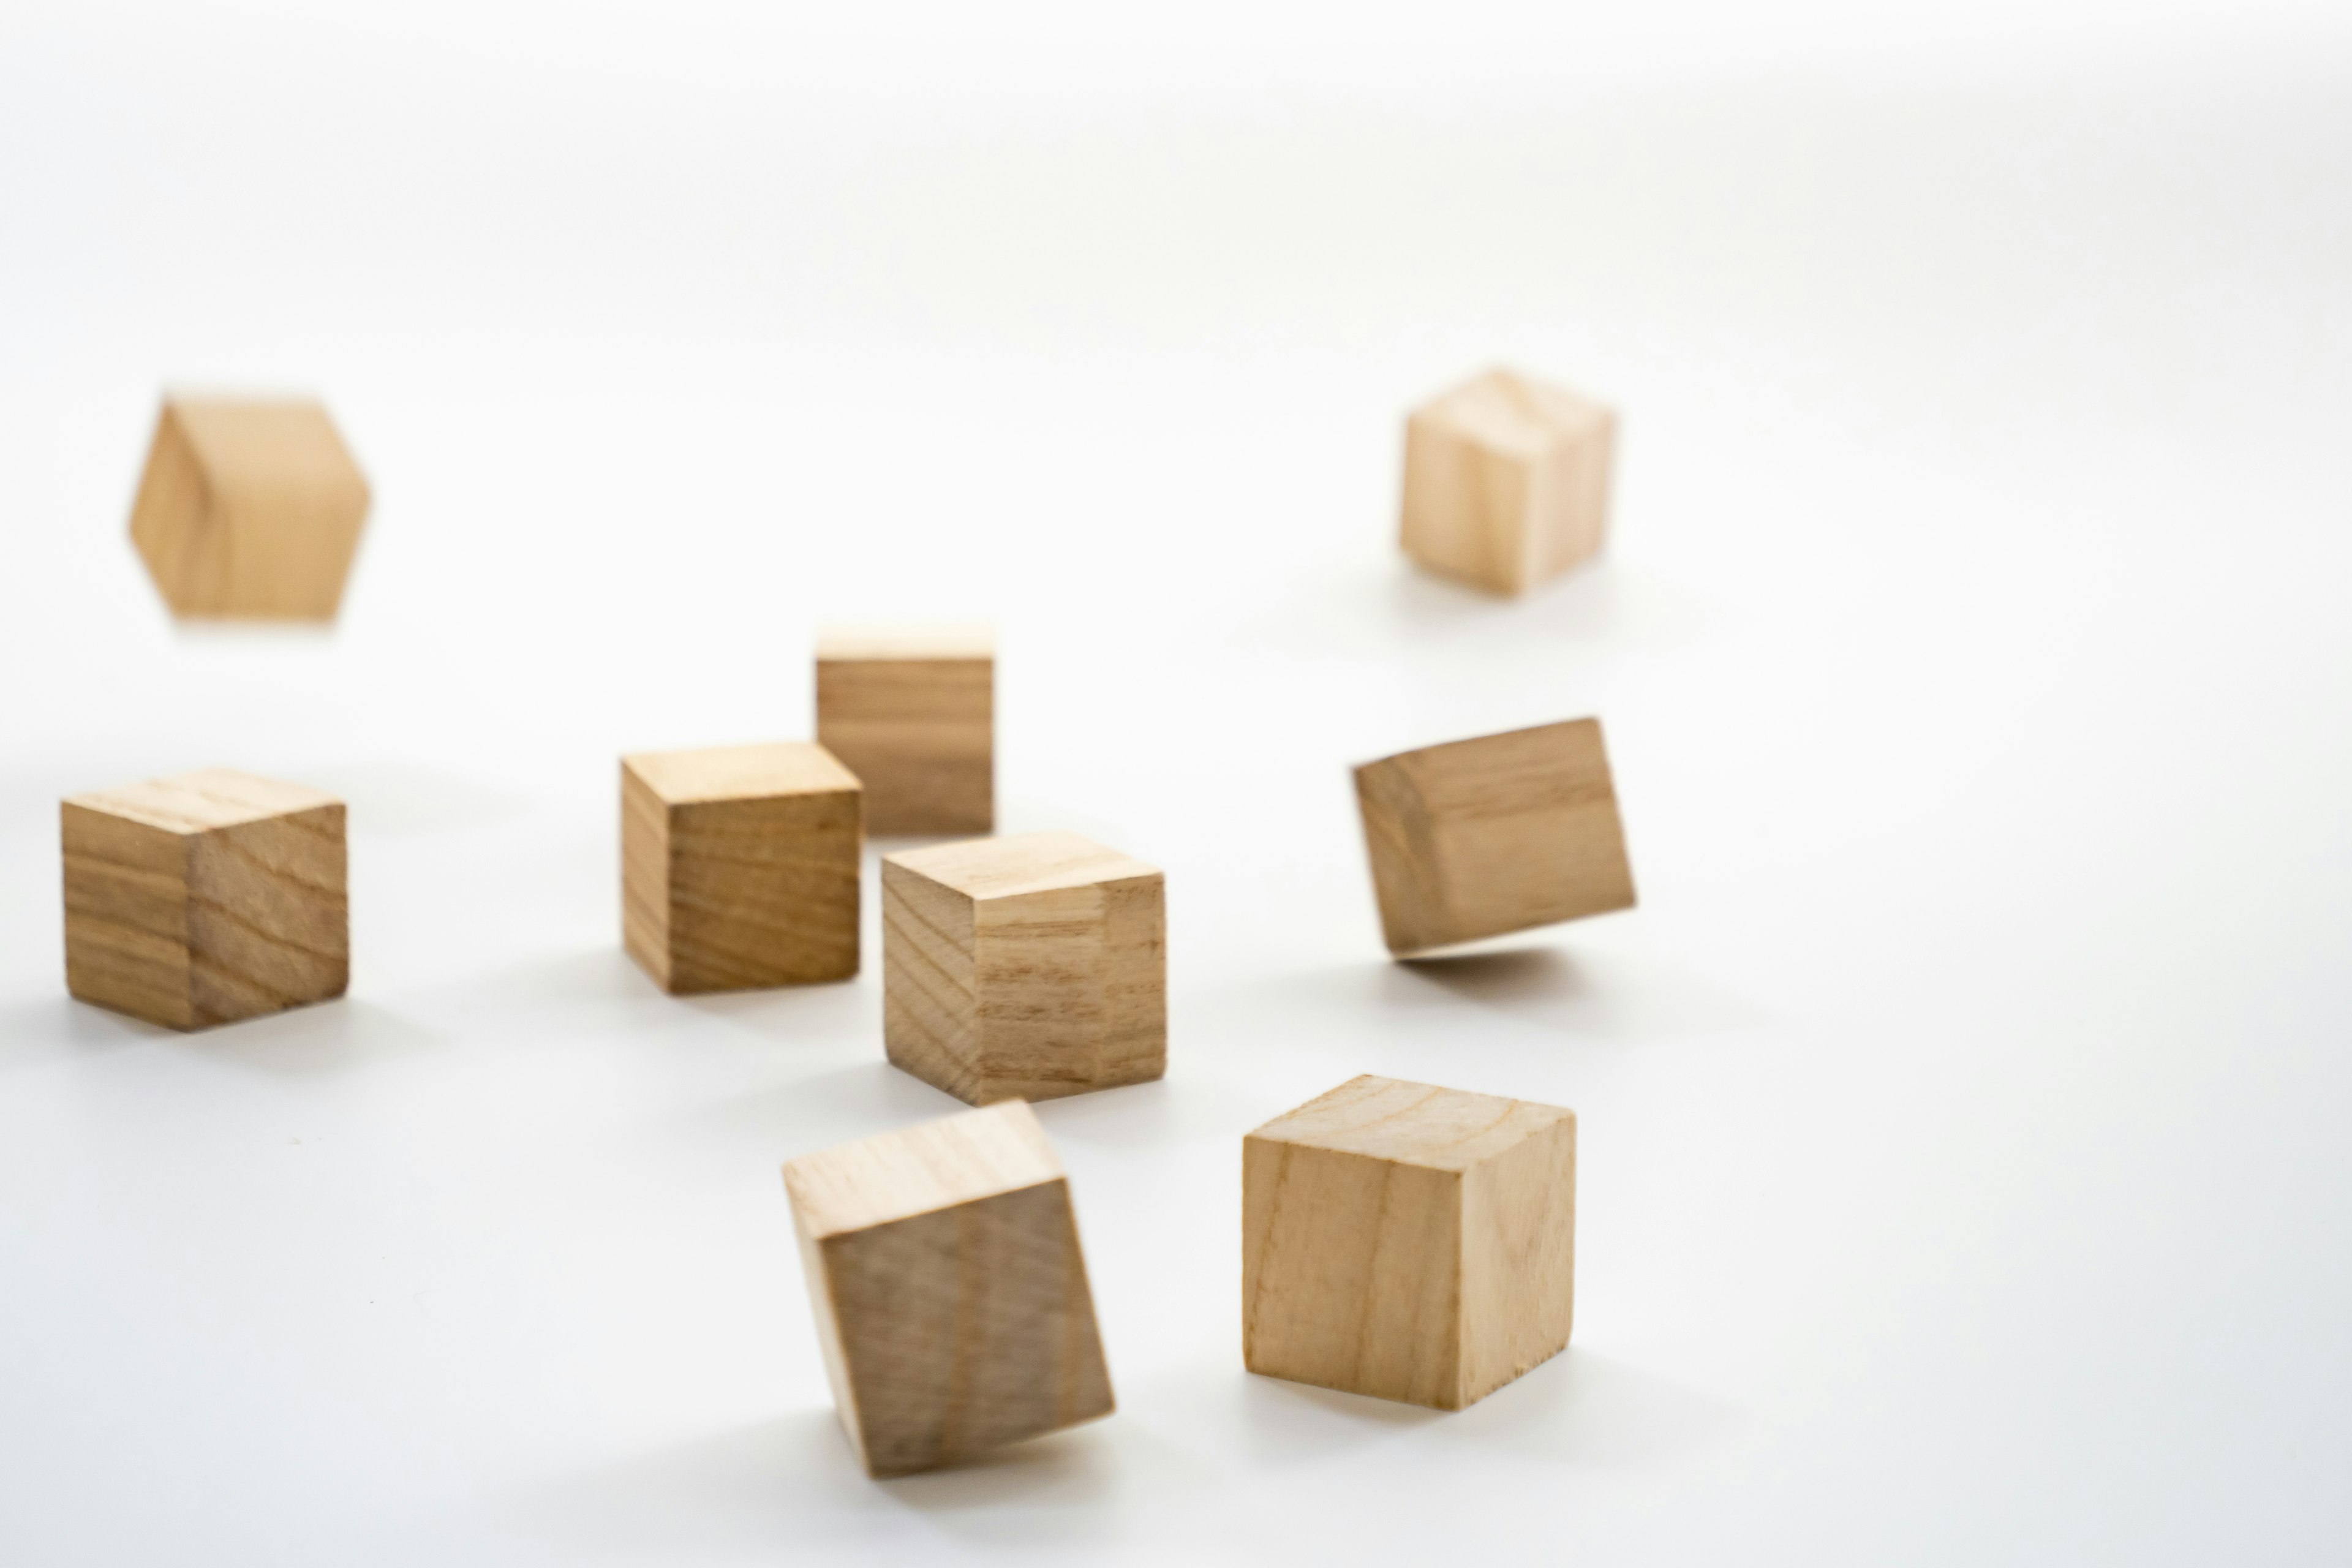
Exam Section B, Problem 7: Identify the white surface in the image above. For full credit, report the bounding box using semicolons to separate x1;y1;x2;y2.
4;3;2351;1562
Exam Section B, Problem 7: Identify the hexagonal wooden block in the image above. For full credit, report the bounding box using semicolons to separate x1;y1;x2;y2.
129;396;371;620
620;742;862;993
62;769;349;1031
1244;1074;1577;1410
881;831;1164;1104
815;623;994;836
783;1100;1114;1477
1400;367;1616;595
1354;717;1635;956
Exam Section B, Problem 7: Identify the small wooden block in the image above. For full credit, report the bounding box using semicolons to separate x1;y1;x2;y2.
814;624;995;836
882;831;1165;1104
130;396;372;620
1400;368;1616;595
1244;1074;1577;1410
62;769;348;1031
1354;717;1635;956
620;742;862;993
783;1099;1115;1477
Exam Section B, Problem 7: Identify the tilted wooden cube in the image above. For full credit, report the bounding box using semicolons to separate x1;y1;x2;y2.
620;742;861;993
62;769;349;1031
882;831;1164;1104
130;396;372;620
1244;1074;1577;1410
1400;368;1616;596
1354;717;1635;956
783;1100;1114;1477
815;624;994;836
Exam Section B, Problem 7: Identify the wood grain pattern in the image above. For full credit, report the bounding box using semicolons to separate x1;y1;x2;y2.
619;742;861;993
62;769;348;1031
783;1100;1115;1477
1354;716;1635;956
129;396;371;620
815;624;993;835
882;831;1164;1105
1243;1074;1576;1410
1399;368;1616;596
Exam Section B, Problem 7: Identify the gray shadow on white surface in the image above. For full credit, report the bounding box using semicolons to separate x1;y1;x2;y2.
175;998;443;1077
299;759;530;834
1434;1348;1734;1466
688;1060;969;1162
1027;1072;1268;1150
0;995;174;1069
1240;556;1721;658
679;978;874;1046
1384;945;1765;1042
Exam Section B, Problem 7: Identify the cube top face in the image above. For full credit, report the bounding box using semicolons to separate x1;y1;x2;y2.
816;622;995;662
1400;367;1616;597
783;1101;1065;1239
1415;368;1610;461
64;768;341;835
1248;1073;1574;1174
620;742;861;806
168;398;368;499
885;831;1158;903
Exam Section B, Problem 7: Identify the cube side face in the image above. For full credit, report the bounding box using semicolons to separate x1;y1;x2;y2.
185;804;350;1028
1459;1112;1577;1406
881;860;983;1102
209;484;368;620
972;873;1166;1104
665;790;861;992
61;802;197;1030
1399;410;1535;596
816;657;993;835
619;764;674;988
1521;412;1616;589
129;407;221;617
1354;759;1449;955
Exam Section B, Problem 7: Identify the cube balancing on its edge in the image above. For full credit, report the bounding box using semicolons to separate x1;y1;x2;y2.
783;1100;1115;1477
1244;1074;1577;1410
62;769;348;1031
883;831;1165;1105
1354;716;1635;956
1400;367;1616;596
621;742;862;993
130;395;372;620
815;623;994;835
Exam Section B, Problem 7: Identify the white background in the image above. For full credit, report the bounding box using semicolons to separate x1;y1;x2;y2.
3;2;2350;1562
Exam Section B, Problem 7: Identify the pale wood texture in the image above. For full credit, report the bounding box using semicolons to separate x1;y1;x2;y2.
882;831;1165;1105
783;1100;1115;1477
129;396;371;620
1354;716;1635;956
1243;1074;1577;1410
620;742;862;993
62;769;348;1031
815;623;994;835
1399;368;1616;596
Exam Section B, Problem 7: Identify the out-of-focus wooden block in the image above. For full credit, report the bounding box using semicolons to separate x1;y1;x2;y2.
783;1099;1115;1477
1399;368;1616;596
62;769;348;1031
1354;717;1635;956
882;831;1164;1104
620;742;861;993
129;396;372;620
815;624;994;835
1243;1074;1576;1410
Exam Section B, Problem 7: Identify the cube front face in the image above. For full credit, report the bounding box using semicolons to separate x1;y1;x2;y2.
1399;369;1615;597
815;653;993;837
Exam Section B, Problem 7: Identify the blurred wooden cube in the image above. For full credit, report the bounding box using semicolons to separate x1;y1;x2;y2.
1244;1074;1576;1409
62;769;348;1030
882;831;1164;1104
1400;368;1616;595
1354;717;1635;956
130;395;371;620
620;742;861;993
783;1099;1114;1477
815;624;993;835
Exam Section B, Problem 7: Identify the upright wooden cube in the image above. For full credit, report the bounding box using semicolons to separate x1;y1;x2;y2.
1354;717;1635;956
1244;1074;1577;1410
620;742;861;993
783;1099;1115;1477
62;769;348;1031
815;624;993;835
130;396;372;620
881;831;1164;1104
1400;368;1616;596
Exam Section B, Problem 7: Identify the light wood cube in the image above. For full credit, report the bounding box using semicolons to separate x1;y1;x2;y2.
882;831;1164;1104
62;769;348;1031
1400;368;1616;596
620;742;861;993
1244;1074;1576;1410
815;624;993;836
783;1099;1115;1477
130;396;371;620
1354;717;1635;956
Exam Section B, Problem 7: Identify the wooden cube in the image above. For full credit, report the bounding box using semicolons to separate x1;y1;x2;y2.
783;1099;1114;1477
62;769;348;1031
1244;1074;1577;1409
620;742;861;993
882;831;1164;1104
1400;368;1616;595
1354;717;1635;956
130;396;372;620
814;624;994;836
